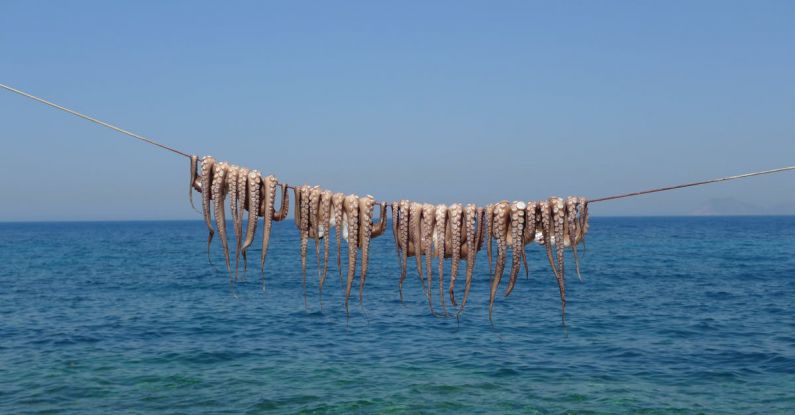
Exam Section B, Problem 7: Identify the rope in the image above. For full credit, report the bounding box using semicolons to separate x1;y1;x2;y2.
589;165;795;203
0;83;191;158
2;82;792;205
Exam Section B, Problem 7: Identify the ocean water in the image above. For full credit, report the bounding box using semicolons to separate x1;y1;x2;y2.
1;217;794;414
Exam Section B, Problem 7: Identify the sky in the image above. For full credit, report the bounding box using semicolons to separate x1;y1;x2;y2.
1;1;793;221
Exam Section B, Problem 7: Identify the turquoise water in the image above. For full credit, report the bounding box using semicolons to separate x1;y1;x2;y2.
1;217;794;414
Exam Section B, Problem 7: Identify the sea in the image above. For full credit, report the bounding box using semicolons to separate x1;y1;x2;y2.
1;217;794;414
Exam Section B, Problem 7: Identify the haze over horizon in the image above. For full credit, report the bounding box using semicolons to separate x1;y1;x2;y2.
1;1;793;221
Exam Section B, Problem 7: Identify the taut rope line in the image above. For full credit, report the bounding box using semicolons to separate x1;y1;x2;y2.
588;166;795;204
2;82;792;204
0;83;191;159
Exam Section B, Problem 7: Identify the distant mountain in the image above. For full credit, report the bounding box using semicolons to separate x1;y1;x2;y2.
690;197;766;216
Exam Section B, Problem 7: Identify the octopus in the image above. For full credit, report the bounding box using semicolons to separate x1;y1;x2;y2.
388;200;486;318
390;201;436;314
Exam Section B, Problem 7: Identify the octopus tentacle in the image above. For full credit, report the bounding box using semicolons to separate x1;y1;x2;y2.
200;156;216;264
391;202;403;299
212;163;232;275
488;201;509;323
309;186;322;282
343;194;359;317
225;166;241;278
552;197;567;308
434;204;448;314
541;198;565;322
318;190;333;302
421;203;437;314
397;200;411;302
505;201;526;297
522;201;537;278
409;202;426;297
391;202;400;264
485;204;495;275
241;171;261;269
566;196;583;282
299;185;311;309
358;195;376;304
258;175;278;281
577;197;590;256
447;203;463;306
189;155;199;213
235;167;249;275
457;204;478;316
331;192;345;286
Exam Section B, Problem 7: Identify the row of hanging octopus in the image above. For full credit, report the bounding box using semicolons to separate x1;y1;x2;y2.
191;155;590;322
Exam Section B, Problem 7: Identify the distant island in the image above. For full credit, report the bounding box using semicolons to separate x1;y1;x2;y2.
690;197;795;216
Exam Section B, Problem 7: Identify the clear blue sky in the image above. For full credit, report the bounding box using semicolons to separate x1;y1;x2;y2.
1;1;793;220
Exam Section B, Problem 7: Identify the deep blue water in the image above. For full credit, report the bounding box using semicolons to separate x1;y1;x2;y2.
1;217;794;414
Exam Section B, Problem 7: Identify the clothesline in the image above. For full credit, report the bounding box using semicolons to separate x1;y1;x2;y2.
2;82;793;205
